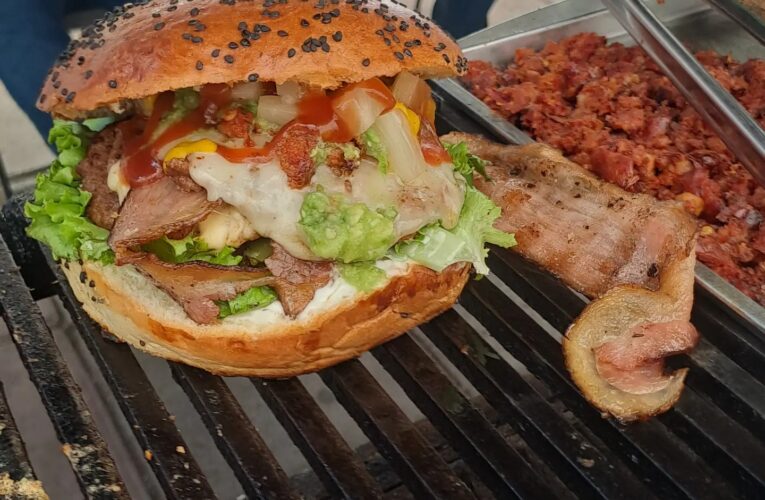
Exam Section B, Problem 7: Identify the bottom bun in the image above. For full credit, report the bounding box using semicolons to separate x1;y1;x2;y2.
62;260;470;377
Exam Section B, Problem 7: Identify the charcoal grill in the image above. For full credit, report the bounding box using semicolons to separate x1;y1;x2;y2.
3;2;765;498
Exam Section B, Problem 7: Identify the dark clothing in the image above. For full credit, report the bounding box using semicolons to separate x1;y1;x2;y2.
0;1;123;138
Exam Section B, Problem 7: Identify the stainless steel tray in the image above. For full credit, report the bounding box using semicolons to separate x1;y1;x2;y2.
437;0;765;332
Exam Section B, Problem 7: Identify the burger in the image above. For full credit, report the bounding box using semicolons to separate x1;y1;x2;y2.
27;0;515;376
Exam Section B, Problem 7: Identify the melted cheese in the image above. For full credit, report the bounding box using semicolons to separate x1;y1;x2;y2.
188;152;464;260
107;160;130;204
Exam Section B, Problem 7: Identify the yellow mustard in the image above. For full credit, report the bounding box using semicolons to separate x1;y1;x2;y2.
395;102;421;136
163;139;218;166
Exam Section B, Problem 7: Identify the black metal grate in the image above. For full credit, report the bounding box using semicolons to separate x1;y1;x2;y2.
0;93;763;499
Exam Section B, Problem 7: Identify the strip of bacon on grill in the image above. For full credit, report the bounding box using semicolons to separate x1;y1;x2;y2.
443;132;699;421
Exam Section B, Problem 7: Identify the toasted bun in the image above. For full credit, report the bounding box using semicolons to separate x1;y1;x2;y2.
62;260;469;376
38;0;466;118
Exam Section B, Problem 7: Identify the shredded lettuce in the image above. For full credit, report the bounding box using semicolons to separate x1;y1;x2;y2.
24;121;114;263
299;189;397;263
442;142;490;186
217;286;277;318
143;235;242;266
359;129;389;173
393;186;515;275
338;261;386;292
82;116;116;132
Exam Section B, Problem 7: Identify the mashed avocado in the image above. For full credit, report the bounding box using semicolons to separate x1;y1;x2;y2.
299;190;397;263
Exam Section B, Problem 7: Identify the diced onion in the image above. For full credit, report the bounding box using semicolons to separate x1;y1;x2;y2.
369;109;427;183
333;78;395;137
257;95;298;126
391;71;434;118
276;81;304;104
231;81;264;101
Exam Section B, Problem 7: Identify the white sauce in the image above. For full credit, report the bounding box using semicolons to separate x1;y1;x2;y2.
107;160;130;204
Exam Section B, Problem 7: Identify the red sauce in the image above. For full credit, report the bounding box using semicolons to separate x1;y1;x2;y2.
120;84;233;187
296;78;395;143
216;144;268;163
418;118;451;165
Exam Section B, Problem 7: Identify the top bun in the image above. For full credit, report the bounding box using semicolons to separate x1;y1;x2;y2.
37;0;466;118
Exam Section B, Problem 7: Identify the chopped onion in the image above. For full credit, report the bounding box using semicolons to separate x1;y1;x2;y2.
369;109;427;183
276;81;305;104
257;95;297;126
231;81;264;101
333;78;395;138
391;71;433;118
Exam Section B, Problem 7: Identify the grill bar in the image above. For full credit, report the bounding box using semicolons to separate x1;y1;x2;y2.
372;334;564;499
49;258;217;499
0;235;127;498
482;247;765;496
254;377;384;499
170;365;299;500
319;360;476;500
458;275;719;499
0;382;39;485
421;311;656;500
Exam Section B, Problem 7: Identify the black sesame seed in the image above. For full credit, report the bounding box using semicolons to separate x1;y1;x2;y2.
362;57;370;66
384;23;395;32
224;54;234;63
190;7;200;16
211;48;220;57
330;8;340;16
240;38;250;47
260;25;271;32
39;94;47;103
394;51;404;60
288;48;296;57
383;38;391;46
154;22;165;30
248;73;259;82
300;18;309;27
238;21;247;31
278;29;288;37
194;23;206;31
333;31;342;41
375;29;384;36
79;271;87;283
404;48;412;57
312;13;321;20
109;79;118;88
321;41;330;52
319;35;327;43
196;60;204;70
53;81;61;89
392;34;400;43
84;70;93;79
51;71;59;81
77;55;85;65
191;36;203;43
442;53;450;63
166;5;177;11
89;280;95;288
182;32;192;40
249;32;260;40
228;41;238;49
61;88;68;96
321;15;332;24
152;11;161;18
434;42;446;51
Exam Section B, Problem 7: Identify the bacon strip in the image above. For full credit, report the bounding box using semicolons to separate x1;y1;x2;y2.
443;132;697;296
265;243;332;317
442;133;699;420
109;176;220;263
135;255;275;324
77;126;122;230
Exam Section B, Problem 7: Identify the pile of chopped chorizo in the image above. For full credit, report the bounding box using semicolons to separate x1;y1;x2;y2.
464;32;765;305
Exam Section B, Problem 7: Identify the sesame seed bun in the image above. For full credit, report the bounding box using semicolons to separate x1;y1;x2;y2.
38;0;466;118
62;259;470;377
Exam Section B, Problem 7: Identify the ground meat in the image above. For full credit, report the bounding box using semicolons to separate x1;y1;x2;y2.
272;122;321;189
217;107;254;140
325;146;359;177
463;33;765;305
76;126;122;229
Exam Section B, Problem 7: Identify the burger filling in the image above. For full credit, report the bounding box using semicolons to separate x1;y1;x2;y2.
26;72;516;324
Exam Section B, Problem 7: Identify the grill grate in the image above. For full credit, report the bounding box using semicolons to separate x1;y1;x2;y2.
0;92;764;499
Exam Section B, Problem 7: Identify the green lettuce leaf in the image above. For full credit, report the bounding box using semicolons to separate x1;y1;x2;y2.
24;121;114;264
359;129;389;173
143;235;242;266
442;141;490;186
393;186;515;275
217;286;277;318
338;261;386;292
310;141;361;166
299;190;397;263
